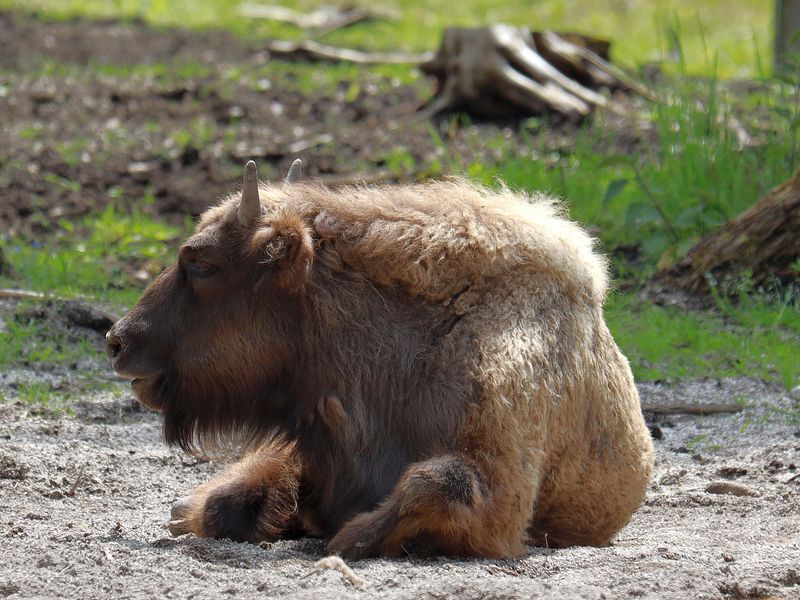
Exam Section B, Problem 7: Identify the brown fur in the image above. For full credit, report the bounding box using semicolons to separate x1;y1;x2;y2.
107;176;654;558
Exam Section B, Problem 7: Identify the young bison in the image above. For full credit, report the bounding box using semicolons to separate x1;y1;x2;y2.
107;160;654;558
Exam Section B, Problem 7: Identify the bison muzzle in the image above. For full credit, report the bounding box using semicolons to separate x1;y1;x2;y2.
107;160;654;558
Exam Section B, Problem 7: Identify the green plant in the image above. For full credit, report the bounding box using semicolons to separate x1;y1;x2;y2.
1;204;185;306
606;292;799;389
14;381;74;415
686;433;721;453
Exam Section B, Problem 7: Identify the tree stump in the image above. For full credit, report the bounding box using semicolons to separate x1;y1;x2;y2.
419;25;646;121
651;169;800;295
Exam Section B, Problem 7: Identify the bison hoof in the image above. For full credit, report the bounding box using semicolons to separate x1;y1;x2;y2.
171;495;192;519
168;519;190;537
327;510;396;559
167;495;194;537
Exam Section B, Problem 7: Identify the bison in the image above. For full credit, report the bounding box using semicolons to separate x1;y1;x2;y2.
106;160;654;558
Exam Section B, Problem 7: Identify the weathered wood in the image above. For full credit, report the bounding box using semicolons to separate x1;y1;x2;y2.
252;23;645;121
0;288;45;300
263;38;433;65
419;26;643;121
652;169;800;295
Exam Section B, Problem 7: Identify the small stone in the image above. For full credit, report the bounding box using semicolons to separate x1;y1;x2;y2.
705;481;759;497
790;385;800;401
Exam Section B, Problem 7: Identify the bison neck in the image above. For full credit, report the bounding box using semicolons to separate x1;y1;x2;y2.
285;271;477;534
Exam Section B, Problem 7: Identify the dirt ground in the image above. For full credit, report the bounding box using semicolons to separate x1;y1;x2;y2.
0;11;647;237
1;11;799;600
0;334;798;599
0;11;502;235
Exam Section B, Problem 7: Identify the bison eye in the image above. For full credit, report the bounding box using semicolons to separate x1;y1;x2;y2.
185;260;219;278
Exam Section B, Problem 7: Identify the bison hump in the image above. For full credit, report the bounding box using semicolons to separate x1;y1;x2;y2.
290;180;607;303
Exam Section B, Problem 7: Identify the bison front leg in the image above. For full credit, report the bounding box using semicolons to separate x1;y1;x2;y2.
169;440;302;543
328;454;531;559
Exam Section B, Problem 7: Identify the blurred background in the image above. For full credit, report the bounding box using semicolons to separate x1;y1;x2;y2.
0;1;797;393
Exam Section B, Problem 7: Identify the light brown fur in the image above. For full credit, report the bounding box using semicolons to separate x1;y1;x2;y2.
112;177;654;557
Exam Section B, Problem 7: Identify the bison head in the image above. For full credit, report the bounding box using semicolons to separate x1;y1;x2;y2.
106;161;313;451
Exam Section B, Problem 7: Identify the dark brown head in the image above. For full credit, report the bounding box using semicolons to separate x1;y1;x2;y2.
106;161;314;451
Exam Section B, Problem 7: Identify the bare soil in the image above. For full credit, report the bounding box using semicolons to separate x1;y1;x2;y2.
0;11;649;237
0;11;519;235
1;12;799;600
0;342;798;599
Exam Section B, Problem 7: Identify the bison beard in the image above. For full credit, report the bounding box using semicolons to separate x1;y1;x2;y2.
107;161;654;558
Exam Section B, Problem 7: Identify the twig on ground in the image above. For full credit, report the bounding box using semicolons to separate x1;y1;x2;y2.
704;481;760;497
66;465;86;497
304;556;369;586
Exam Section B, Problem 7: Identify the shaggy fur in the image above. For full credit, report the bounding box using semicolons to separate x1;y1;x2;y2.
107;176;654;558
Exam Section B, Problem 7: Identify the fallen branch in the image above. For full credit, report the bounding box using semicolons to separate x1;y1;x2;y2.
651;168;800;295
0;288;45;300
263;38;433;65
641;403;743;416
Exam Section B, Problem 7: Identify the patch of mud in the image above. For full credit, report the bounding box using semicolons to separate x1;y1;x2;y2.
0;378;797;599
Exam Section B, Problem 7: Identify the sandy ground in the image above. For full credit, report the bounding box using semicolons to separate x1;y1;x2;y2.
1;367;798;600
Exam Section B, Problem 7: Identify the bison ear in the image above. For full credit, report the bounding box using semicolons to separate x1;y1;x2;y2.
250;213;314;293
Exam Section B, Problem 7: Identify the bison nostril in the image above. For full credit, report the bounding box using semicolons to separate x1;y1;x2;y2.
106;333;123;362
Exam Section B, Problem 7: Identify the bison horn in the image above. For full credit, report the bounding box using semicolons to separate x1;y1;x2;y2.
239;160;261;226
285;158;303;184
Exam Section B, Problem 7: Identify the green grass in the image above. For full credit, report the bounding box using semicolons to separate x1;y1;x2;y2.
0;204;185;308
470;73;799;274
0;0;772;78
606;291;800;389
14;381;74;415
0;205;186;371
0;311;98;368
